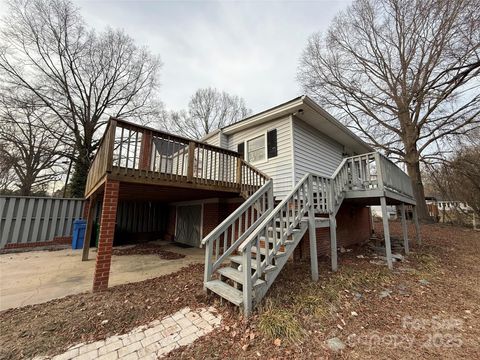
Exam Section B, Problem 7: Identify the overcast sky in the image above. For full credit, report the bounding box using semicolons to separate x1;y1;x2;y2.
72;0;350;113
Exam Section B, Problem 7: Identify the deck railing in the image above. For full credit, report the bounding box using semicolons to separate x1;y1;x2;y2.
333;152;413;200
84;118;269;197
375;153;414;198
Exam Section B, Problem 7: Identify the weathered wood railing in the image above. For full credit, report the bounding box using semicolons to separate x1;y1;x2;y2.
240;160;271;198
375;153;413;198
311;174;332;214
327;152;414;211
85;118;269;197
85;120;116;196
202;180;274;287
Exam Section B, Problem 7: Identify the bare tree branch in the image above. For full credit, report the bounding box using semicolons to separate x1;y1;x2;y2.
166;87;251;139
0;0;163;196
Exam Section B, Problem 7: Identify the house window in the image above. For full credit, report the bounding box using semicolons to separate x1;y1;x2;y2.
247;135;266;163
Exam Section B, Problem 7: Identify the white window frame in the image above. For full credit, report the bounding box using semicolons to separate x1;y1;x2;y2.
245;132;268;165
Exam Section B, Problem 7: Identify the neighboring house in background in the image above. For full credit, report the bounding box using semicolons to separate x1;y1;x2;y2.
437;200;472;213
82;95;420;315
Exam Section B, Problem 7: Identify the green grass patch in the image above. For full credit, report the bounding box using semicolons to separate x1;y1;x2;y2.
259;301;305;341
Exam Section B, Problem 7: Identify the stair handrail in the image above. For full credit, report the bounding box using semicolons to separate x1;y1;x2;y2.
330;158;350;215
238;173;313;314
202;179;274;287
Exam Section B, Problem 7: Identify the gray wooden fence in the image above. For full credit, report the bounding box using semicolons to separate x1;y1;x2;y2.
0;196;85;249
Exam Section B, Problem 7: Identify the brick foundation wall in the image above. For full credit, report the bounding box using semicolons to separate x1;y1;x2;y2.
202;202;222;237
93;179;120;292
4;236;72;249
295;204;372;259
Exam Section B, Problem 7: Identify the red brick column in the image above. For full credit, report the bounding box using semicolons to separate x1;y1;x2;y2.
93;179;120;292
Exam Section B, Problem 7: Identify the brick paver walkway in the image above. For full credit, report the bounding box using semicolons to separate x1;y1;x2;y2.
33;307;222;360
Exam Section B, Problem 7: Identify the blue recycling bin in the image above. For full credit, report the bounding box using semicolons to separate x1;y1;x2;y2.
72;219;87;249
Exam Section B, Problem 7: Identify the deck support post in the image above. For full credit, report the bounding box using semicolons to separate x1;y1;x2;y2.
412;205;422;245
399;203;409;254
82;196;95;261
380;196;393;270
329;214;338;272
93;179;120;292
307;175;318;281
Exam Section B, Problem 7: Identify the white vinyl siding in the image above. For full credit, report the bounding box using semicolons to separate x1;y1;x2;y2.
203;131;228;148
292;118;344;182
226;116;294;198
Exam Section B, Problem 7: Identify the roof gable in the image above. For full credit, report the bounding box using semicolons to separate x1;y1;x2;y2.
202;95;372;154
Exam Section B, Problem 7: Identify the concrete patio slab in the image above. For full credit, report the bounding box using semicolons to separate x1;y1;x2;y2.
0;244;204;311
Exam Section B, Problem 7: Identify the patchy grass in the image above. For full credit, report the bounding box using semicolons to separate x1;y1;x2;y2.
258;301;305;341
294;292;331;319
166;221;480;359
2;222;479;360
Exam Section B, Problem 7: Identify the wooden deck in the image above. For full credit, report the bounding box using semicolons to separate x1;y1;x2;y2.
85;118;269;198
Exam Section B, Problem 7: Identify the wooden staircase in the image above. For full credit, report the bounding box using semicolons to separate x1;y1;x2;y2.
204;218;308;308
202;152;414;315
202;170;337;315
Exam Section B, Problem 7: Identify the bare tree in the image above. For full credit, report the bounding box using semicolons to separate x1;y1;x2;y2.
0;144;16;194
168;87;251;139
0;0;163;197
0;92;66;195
298;0;480;220
426;141;480;222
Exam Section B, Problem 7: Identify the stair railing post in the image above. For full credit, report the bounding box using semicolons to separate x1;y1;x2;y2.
242;243;253;316
329;179;338;271
203;239;213;292
307;174;319;281
374;152;385;192
267;181;274;210
236;157;243;189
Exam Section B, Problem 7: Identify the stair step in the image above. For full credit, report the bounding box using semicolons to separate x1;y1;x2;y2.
251;246;286;257
229;255;277;273
268;227;303;235
218;267;266;288
260;235;294;246
205;280;243;306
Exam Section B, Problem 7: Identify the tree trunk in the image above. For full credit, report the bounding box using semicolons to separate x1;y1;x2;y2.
69;145;90;198
406;159;430;221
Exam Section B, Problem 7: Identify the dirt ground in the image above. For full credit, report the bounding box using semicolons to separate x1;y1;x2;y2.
0;242;203;311
0;221;479;359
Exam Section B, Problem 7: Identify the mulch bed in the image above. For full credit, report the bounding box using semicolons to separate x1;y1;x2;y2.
111;243;185;259
1;222;479;359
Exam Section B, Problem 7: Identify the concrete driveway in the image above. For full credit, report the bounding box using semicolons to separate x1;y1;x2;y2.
0;244;204;311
